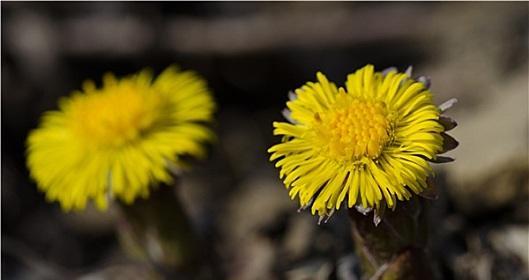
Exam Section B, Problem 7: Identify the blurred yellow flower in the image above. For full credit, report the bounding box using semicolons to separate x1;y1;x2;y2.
268;65;454;219
27;66;215;211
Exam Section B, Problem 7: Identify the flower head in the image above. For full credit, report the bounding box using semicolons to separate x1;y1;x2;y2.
268;65;456;220
27;66;215;211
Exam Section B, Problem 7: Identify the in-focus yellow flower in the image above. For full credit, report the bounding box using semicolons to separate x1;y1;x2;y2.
268;65;456;220
27;66;215;211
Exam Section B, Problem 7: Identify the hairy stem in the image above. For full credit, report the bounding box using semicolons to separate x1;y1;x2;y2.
115;184;202;278
348;198;437;280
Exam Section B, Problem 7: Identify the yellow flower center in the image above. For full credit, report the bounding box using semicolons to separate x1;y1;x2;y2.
314;95;391;161
68;82;163;147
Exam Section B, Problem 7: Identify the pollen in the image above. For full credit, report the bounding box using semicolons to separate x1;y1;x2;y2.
67;78;163;147
314;94;391;161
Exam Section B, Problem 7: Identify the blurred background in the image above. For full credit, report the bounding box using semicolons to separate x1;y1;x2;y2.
2;2;528;279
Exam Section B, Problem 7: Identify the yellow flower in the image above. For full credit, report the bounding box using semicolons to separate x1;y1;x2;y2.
268;65;456;220
26;66;215;211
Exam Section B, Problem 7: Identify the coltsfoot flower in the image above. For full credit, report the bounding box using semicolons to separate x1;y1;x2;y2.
268;65;457;222
27;66;215;211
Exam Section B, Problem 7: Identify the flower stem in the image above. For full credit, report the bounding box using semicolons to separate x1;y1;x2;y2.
115;184;202;277
348;198;437;280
